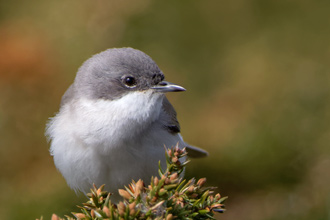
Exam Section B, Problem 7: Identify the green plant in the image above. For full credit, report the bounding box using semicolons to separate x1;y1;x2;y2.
43;146;227;220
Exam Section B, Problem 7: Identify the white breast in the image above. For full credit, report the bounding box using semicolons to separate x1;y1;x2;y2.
46;90;185;197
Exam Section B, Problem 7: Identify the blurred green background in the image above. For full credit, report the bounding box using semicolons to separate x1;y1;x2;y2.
1;0;330;219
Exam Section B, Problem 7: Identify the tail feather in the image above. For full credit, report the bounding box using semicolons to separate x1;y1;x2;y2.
186;145;208;158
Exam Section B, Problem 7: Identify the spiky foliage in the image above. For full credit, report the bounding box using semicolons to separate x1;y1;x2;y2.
43;146;227;220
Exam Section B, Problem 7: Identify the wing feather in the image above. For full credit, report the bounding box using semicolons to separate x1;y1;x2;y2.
161;97;208;158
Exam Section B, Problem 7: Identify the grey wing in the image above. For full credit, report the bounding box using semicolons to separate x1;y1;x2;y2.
162;97;181;134
161;97;208;158
60;84;75;107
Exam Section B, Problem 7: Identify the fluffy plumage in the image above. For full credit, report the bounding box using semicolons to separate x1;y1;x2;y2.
46;48;207;201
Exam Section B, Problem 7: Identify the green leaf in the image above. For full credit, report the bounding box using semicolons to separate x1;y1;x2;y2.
198;209;209;215
217;196;228;204
158;161;164;176
94;209;107;218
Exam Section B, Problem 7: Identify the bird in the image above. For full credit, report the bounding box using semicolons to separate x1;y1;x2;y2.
46;47;207;201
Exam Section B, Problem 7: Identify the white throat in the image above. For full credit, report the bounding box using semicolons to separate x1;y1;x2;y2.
61;90;164;150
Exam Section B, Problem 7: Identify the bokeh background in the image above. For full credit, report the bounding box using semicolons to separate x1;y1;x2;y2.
1;0;330;219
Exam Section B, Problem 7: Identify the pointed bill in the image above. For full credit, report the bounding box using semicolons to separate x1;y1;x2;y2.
151;81;186;92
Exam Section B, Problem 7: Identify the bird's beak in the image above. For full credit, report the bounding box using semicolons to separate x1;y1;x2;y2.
151;81;186;92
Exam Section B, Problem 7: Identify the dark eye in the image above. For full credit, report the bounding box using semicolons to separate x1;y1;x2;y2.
123;76;137;87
